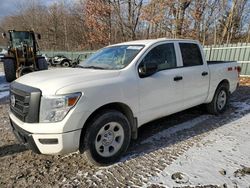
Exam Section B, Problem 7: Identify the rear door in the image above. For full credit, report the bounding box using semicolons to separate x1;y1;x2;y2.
178;42;209;108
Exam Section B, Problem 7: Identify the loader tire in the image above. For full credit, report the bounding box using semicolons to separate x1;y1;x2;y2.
3;59;16;82
37;58;48;70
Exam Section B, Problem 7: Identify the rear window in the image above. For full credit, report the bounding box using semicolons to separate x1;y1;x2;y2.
179;43;203;66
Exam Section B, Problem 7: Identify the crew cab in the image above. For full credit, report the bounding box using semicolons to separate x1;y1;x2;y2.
9;39;239;165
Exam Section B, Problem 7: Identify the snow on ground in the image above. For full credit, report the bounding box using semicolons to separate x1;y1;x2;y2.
0;91;9;99
0;72;9;100
84;100;250;186
147;102;250;187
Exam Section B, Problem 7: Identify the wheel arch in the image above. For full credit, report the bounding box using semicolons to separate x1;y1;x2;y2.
218;79;230;91
207;79;230;103
79;102;138;152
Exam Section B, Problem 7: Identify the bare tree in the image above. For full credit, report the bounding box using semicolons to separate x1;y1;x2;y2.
0;0;249;50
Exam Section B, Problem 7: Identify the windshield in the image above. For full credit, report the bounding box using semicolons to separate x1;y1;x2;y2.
79;45;144;70
11;32;33;47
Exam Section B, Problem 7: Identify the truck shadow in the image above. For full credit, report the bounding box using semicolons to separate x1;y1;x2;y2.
0;144;28;158
122;86;250;162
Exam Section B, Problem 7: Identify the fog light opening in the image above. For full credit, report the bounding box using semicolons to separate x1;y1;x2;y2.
38;138;58;145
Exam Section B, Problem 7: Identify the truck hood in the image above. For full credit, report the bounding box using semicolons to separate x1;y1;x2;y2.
16;68;120;95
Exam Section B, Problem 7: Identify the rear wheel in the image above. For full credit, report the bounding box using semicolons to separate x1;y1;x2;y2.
3;59;16;82
83;110;131;166
206;84;229;115
61;60;70;67
37;58;48;70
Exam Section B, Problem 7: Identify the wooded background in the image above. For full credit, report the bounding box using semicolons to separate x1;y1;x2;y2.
0;0;249;51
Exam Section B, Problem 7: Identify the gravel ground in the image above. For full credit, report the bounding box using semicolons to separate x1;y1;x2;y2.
0;63;250;187
148;106;250;187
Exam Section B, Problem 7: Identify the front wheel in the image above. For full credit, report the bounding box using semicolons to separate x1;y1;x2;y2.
83;110;131;166
206;84;229;115
3;59;16;82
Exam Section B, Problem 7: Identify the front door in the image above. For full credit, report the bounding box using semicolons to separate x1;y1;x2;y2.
138;42;184;125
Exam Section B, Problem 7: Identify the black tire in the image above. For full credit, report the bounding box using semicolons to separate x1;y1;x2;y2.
3;59;16;82
83;110;131;166
48;59;52;66
61;60;70;67
206;84;229;115
37;58;48;70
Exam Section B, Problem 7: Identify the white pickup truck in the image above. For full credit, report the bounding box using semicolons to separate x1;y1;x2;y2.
9;39;239;165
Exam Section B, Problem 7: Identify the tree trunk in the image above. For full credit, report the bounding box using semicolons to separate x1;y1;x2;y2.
175;1;191;38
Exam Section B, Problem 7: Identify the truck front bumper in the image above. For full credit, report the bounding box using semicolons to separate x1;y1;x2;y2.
10;119;41;154
10;116;81;155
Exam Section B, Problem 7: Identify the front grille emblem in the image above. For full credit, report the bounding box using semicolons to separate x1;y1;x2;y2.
10;94;16;107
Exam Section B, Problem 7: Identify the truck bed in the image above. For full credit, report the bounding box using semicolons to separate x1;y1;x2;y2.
207;60;238;98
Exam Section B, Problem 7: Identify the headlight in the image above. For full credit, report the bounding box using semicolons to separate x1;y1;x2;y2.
39;93;81;123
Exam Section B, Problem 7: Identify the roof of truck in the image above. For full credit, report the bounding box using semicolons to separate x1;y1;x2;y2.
109;38;199;47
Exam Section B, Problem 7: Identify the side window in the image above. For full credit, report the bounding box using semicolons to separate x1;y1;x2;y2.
142;43;177;71
179;43;203;66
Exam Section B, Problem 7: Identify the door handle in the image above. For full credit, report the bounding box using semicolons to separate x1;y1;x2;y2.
202;71;208;76
174;76;183;81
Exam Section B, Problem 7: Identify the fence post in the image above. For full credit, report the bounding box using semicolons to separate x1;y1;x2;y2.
209;46;212;61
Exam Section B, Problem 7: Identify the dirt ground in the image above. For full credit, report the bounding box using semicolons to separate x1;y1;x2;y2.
0;63;250;187
240;76;250;86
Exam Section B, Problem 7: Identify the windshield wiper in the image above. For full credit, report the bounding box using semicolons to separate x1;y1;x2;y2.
75;65;105;69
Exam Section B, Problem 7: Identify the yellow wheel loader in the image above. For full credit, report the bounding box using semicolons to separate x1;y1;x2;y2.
2;30;48;82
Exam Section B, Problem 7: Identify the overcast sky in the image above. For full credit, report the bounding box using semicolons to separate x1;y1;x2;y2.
0;0;56;19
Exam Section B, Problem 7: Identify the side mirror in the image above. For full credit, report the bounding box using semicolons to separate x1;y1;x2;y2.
138;61;158;78
2;32;6;38
37;34;41;40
